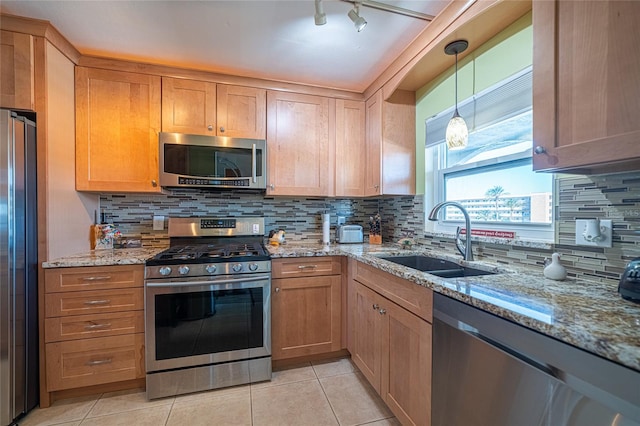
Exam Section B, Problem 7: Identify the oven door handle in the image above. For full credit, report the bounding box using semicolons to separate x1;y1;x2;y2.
146;274;271;288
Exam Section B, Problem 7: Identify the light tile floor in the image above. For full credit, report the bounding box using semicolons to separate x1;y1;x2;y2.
20;357;400;426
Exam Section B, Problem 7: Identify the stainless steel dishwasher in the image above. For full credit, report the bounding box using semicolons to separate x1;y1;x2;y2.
433;293;640;426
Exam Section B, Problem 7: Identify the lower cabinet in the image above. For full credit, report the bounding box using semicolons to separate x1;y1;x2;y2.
42;265;145;406
348;260;432;426
271;257;342;360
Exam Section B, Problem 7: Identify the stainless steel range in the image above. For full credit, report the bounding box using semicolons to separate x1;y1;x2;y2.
144;217;271;400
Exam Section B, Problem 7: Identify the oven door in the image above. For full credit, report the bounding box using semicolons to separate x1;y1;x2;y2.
145;273;271;373
159;132;266;189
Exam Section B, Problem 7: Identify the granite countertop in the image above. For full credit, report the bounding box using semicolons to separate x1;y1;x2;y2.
42;242;640;373
41;247;166;268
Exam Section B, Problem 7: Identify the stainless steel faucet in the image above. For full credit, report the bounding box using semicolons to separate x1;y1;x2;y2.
428;201;474;261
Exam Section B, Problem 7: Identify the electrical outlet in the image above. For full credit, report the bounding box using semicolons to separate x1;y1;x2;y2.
153;215;165;231
575;219;612;247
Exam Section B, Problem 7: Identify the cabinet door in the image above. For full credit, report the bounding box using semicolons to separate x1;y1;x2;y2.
272;275;341;360
161;77;216;135
0;31;34;110
533;0;640;173
365;91;382;196
266;91;332;196
217;84;266;139
351;281;384;393
335;99;366;197
382;301;432;426
75;67;161;192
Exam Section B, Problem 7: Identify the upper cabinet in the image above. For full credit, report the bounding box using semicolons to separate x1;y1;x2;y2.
162;78;266;139
0;31;34;111
266;91;332;196
75;67;161;192
365;89;415;196
161;77;216;135
532;0;640;174
216;84;266;139
335;100;366;197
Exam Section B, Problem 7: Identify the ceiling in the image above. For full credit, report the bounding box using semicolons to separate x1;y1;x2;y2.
0;0;451;93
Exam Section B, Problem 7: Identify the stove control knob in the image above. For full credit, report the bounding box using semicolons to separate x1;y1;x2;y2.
248;263;259;272
205;265;217;274
178;266;190;275
159;266;172;276
232;263;243;272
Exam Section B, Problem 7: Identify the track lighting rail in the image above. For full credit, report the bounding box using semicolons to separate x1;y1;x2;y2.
340;0;435;21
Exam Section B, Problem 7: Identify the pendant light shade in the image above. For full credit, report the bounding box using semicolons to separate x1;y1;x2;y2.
444;40;469;150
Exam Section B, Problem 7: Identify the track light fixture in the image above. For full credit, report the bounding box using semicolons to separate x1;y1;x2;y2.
314;0;326;26
348;3;367;32
444;39;469;150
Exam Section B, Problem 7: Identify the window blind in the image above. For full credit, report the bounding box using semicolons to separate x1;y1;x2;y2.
425;66;532;148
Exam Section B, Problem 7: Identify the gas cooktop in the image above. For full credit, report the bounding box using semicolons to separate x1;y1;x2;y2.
146;240;269;266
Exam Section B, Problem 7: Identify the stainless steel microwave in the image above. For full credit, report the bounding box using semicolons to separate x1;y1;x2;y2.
159;132;267;190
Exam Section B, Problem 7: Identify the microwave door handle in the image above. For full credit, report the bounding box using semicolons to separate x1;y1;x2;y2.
252;143;257;183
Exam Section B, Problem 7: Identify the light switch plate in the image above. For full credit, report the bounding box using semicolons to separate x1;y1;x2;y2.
575;219;612;247
153;215;165;231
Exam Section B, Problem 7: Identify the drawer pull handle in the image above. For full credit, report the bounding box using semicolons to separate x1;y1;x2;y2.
372;304;379;310
82;276;112;281
84;299;111;305
297;265;317;270
379;308;387;315
86;358;112;366
84;323;112;330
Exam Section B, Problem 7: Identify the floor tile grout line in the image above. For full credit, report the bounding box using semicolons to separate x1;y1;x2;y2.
316;375;342;425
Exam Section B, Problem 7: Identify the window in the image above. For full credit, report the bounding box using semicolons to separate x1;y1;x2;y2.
425;67;553;241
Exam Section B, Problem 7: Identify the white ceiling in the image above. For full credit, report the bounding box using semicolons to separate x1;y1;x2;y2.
0;0;451;92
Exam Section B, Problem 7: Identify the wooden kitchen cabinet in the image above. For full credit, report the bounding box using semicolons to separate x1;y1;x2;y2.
365;89;415;196
217;84;266;139
75;67;161;192
266;91;333;196
348;260;432;426
0;30;34;110
271;257;342;360
532;0;640;174
42;265;145;405
161;77;216;135
335;99;366;197
162;79;266;139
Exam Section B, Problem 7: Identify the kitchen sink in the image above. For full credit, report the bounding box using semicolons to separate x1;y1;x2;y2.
379;255;497;278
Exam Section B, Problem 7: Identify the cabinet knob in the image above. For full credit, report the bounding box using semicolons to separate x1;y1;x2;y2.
269;184;275;190
372;304;379;310
207;125;214;131
379;308;386;315
275;287;280;293
219;126;225;133
374;184;379;191
151;180;158;187
534;146;546;155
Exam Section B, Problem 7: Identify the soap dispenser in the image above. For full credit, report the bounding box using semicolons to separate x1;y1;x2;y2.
543;252;567;281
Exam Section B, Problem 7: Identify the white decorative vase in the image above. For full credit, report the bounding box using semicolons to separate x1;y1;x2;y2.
544;253;567;281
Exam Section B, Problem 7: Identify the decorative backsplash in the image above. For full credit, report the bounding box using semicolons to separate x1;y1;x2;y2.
101;171;639;286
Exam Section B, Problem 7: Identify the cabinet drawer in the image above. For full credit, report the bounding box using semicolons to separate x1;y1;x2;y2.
46;333;144;391
272;257;341;278
351;260;432;322
45;311;144;343
45;288;143;317
45;265;143;293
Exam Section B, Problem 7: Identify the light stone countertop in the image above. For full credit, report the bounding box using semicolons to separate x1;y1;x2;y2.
42;242;640;373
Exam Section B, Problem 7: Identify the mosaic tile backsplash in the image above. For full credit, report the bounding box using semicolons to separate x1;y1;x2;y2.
101;171;639;287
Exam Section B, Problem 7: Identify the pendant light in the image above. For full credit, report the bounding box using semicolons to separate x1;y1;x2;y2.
444;40;469;150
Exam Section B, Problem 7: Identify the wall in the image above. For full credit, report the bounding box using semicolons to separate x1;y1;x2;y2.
414;12;533;195
45;41;99;259
377;171;640;287
100;190;381;247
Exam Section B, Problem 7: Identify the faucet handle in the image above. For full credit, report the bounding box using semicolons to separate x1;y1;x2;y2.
454;226;466;258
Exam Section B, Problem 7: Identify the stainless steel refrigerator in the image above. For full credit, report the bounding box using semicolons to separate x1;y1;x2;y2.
1;109;39;426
